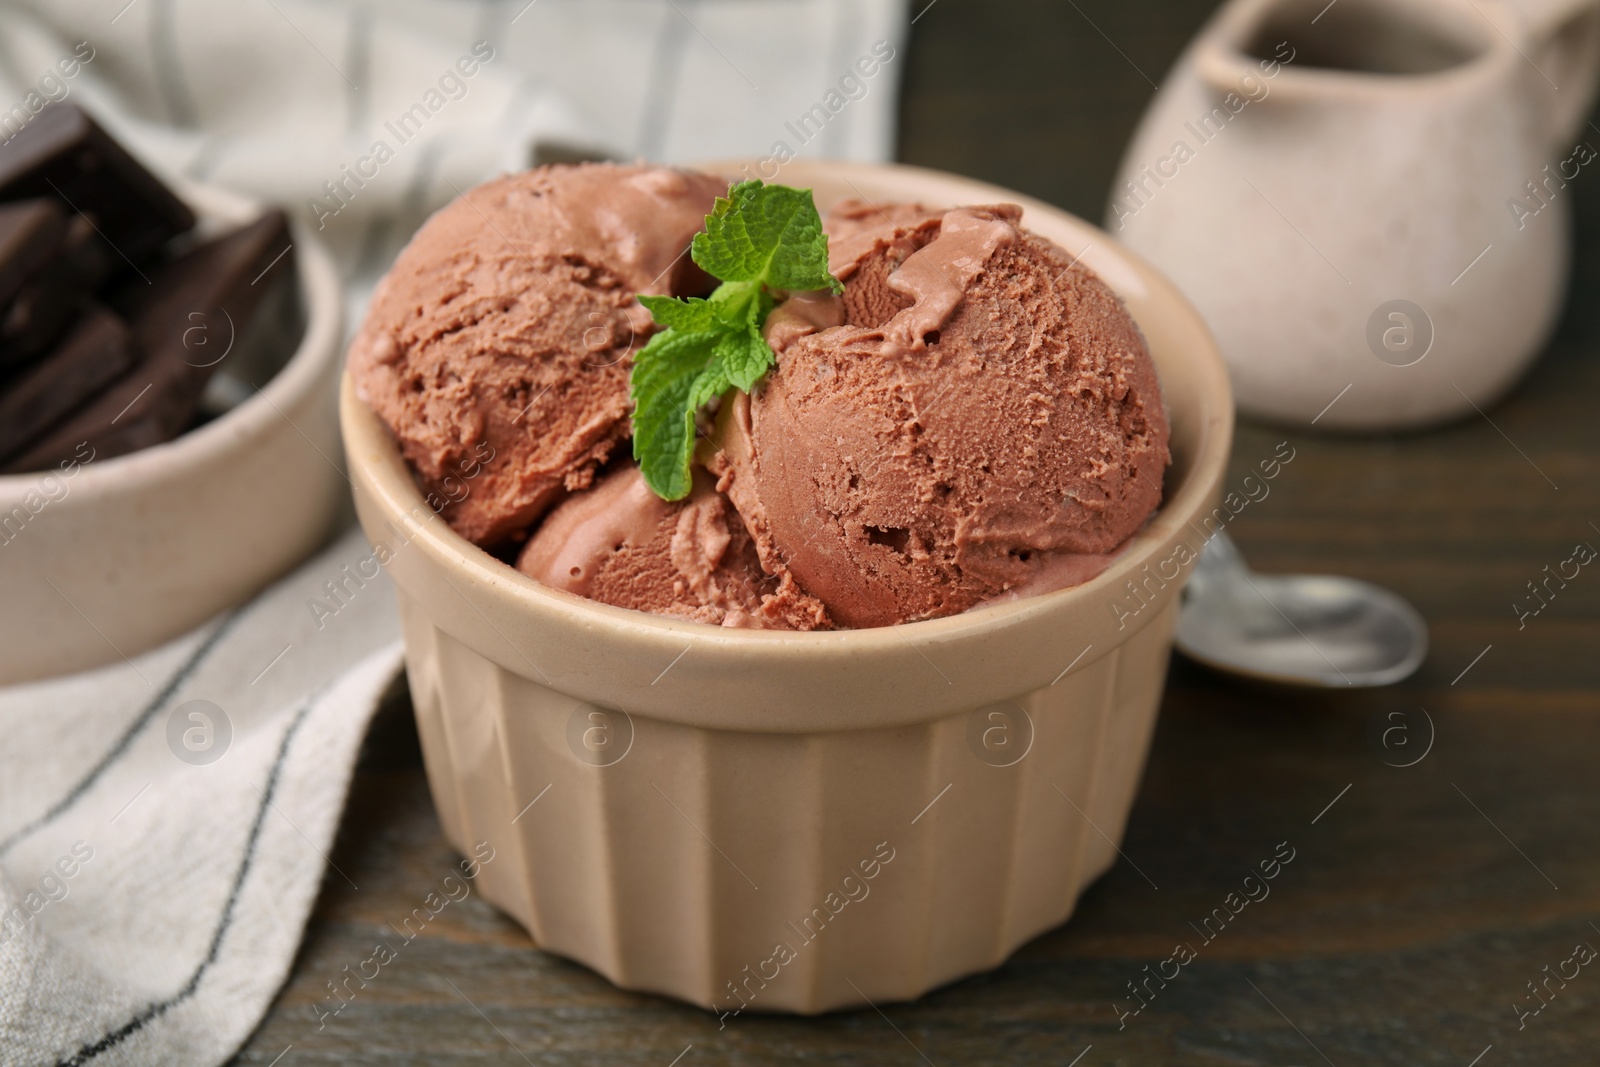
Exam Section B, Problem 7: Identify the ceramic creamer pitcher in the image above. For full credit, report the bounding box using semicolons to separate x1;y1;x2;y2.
1111;0;1600;430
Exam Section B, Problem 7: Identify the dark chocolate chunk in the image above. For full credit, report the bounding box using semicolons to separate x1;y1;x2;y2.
195;249;302;420
0;103;194;264
0;210;295;473
0;215;114;369
0;305;133;463
127;208;294;387
0;198;65;310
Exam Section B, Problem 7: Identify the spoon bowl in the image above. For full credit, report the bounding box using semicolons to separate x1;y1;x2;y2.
1176;531;1429;688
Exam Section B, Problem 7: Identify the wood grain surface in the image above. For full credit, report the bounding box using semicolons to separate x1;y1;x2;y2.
236;1;1600;1062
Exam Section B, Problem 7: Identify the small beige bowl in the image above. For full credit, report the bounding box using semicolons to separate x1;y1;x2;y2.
343;160;1233;1013
0;182;344;685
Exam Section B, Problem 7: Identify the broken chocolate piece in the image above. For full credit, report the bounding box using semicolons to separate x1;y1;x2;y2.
0;215;114;368
0;305;133;463
0;210;295;473
0;103;194;264
0;198;65;313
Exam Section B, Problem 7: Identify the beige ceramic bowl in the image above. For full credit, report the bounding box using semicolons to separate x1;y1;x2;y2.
343;160;1233;1013
0;182;344;685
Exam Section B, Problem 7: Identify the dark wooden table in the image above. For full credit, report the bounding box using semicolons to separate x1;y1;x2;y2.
237;2;1600;1062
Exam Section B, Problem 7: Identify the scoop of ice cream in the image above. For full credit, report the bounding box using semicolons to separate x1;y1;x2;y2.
711;201;1170;628
820;199;944;329
517;463;829;630
349;163;726;547
824;199;943;246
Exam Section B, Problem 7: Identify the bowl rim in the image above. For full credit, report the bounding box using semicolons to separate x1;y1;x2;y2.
343;160;1234;688
0;179;343;499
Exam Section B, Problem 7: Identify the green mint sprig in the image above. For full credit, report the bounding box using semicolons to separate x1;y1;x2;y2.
630;180;843;500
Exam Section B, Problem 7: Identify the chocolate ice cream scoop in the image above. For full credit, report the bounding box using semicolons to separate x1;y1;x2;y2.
516;464;828;629
349;163;727;548
712;201;1170;628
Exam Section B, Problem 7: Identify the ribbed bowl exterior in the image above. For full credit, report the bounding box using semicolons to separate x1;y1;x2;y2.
343;160;1233;1014
400;593;1176;1013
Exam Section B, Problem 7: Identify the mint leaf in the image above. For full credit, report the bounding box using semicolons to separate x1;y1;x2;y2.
692;180;844;295
710;284;774;390
715;327;770;392
629;329;720;500
630;181;841;500
636;293;715;332
706;278;758;326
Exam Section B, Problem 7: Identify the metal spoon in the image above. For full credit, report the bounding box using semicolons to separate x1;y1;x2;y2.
1175;530;1428;688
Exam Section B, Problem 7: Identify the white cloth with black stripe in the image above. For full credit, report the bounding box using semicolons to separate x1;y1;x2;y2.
0;2;908;1064
0;531;404;1067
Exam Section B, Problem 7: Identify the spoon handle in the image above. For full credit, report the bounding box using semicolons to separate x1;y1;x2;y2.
1191;528;1249;591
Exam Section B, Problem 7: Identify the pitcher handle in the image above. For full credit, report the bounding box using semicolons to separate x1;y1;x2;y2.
1524;0;1600;147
